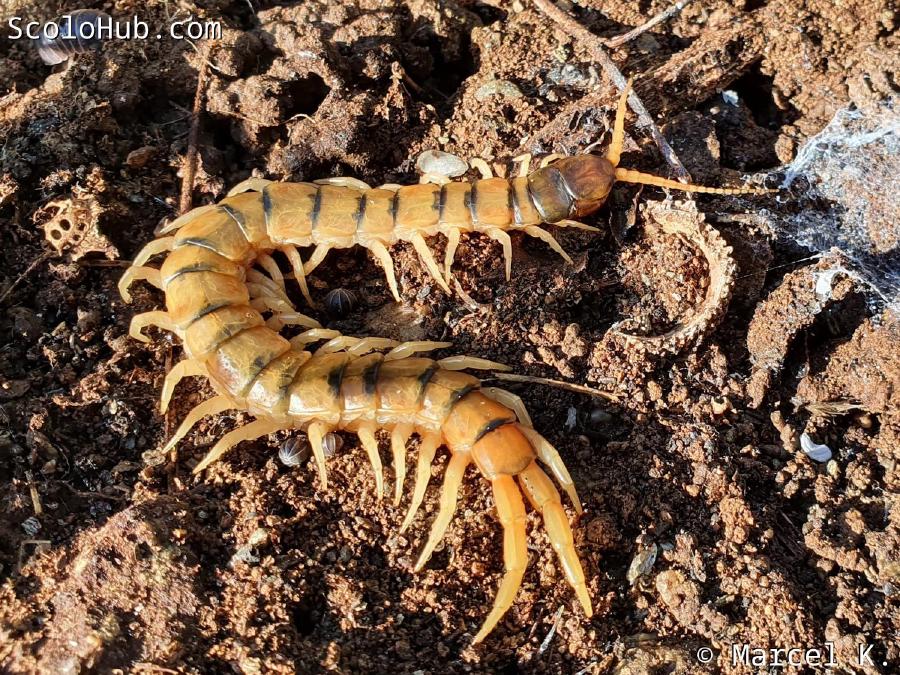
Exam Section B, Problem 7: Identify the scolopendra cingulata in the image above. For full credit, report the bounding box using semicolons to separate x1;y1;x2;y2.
119;81;774;642
119;81;772;309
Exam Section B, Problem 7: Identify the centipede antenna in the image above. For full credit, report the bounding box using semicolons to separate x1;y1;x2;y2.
605;78;632;167
615;168;774;195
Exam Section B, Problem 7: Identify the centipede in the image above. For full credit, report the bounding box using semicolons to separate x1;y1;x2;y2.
119;82;770;309
120;82;772;641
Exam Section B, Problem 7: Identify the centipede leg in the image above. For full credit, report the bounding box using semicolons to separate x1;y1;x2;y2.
129;311;176;343
268;312;321;330
472;475;528;643
469;158;493;179
517;425;582;513
400;432;440;532
227;177;273;196
539;153;565;168
556;219;600;232
409;233;452;293
119;266;163;303
414;452;471;570
419;173;452;185
256;254;286;293
364;240;402;301
314;177;372;190
280;246;314;307
444;227;461;284
518;462;592;616
357;423;385;499
162;395;236;454
437;355;511;372
161;359;207;413
303;244;332;275
317;336;396;356
193;419;285;474
157;203;218;235
132;237;175;266
481;387;533;427
247;270;292;304
385;341;452;361
512;153;532;177
346;337;400;356
522;226;573;264
484;228;513;281
289;328;342;349
250;296;295;316
391;423;414;506
306;421;332;489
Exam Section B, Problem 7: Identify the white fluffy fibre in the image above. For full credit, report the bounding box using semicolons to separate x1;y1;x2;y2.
770;99;899;312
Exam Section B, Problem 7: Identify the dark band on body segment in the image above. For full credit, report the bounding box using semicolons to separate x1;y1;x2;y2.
355;194;368;231
447;384;477;411
416;363;439;401
164;262;217;285
261;187;273;229
390;191;400;223
327;360;349;399
177;237;224;256
362;358;383;396
474;417;515;442
509;181;521;225
310;187;323;229
185;301;230;328
438;184;447;223
467;182;479;226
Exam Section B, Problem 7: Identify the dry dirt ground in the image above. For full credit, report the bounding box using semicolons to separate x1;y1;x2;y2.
1;1;898;673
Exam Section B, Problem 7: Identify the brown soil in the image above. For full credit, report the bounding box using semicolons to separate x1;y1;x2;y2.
1;1;898;673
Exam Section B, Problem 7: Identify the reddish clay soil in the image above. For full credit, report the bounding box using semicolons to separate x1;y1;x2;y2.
1;1;898;673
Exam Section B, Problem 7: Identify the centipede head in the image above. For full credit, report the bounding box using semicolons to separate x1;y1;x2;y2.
553;155;617;216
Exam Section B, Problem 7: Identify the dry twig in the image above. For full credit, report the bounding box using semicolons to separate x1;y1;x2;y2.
0;252;52;305
533;0;690;180
604;0;694;49
178;48;210;215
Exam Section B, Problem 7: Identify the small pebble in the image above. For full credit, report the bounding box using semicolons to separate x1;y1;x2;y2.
627;543;658;584
800;433;832;462
416;150;468;178
474;79;522;102
126;146;156;168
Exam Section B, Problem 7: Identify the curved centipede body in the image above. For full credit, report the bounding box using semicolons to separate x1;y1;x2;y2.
120;202;594;642
119;81;773;641
120;82;770;309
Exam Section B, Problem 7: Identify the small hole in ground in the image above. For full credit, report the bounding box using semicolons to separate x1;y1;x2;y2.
729;67;798;130
281;73;331;118
290;596;323;636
